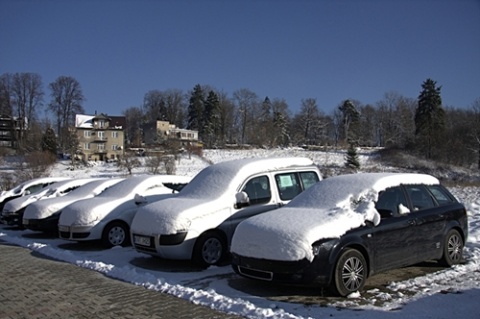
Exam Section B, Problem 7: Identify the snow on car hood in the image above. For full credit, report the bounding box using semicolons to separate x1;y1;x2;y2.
131;197;222;235
231;173;439;262
23;178;123;220
58;175;191;226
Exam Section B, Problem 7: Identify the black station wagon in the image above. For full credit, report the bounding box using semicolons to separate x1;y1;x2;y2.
230;173;468;296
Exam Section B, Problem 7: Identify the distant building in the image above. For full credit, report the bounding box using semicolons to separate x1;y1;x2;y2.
142;120;199;147
0;115;24;149
75;114;125;161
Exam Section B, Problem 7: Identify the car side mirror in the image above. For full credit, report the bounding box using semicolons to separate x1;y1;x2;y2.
234;191;250;209
134;193;148;205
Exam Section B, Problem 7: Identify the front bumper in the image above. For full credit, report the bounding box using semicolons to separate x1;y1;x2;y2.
58;225;93;240
1;210;23;226
132;232;195;260
23;215;60;233
231;253;332;287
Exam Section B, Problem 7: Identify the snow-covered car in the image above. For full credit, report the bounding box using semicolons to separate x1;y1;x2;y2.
0;176;70;212
130;157;321;267
58;175;192;248
230;173;468;296
1;178;94;228
23;178;124;233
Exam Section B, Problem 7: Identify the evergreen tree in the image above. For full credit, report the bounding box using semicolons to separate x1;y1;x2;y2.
41;127;57;156
187;84;205;134
260;97;273;146
345;143;360;170
414;78;445;159
203;90;221;148
273;111;289;147
339;99;360;144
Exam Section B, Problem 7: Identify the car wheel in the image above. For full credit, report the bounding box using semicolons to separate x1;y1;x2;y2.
192;231;226;268
332;249;367;297
102;221;131;248
439;229;463;266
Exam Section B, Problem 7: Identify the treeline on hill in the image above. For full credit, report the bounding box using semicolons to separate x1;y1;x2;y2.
1;72;480;170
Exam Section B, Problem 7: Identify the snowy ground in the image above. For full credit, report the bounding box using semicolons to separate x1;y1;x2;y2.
1;148;480;318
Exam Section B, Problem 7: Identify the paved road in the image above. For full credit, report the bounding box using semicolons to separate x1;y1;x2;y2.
0;241;244;319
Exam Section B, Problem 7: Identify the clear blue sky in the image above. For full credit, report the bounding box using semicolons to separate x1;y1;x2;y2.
1;0;479;117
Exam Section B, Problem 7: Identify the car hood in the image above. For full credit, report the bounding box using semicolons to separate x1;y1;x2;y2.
59;193;176;226
231;205;379;263
131;196;223;236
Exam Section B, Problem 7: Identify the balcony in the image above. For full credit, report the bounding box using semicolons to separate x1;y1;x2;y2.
93;137;108;143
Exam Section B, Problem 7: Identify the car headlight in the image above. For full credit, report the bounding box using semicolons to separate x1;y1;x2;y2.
312;238;338;256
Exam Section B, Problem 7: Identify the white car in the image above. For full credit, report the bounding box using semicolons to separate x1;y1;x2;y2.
23;178;124;233
0;176;70;212
1;178;94;228
58;174;191;248
131;157;321;267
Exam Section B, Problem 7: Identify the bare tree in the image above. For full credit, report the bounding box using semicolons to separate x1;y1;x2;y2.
11;73;44;147
123;106;145;147
233;88;259;144
48;76;85;151
0;73;14;116
143;90;167;121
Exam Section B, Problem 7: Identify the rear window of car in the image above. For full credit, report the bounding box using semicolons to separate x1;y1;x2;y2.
427;185;456;205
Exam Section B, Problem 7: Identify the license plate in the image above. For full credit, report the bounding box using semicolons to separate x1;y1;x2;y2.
134;235;151;246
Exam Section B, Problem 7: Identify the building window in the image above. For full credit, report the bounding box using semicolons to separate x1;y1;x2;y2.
84;131;92;138
84;143;90;150
111;131;119;138
97;131;105;140
98;144;105;151
98;120;105;128
111;144;119;150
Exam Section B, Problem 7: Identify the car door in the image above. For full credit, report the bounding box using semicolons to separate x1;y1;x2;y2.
403;184;445;262
221;174;279;241
370;186;419;272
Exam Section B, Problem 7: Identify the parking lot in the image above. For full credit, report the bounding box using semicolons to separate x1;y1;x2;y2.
0;241;244;319
1;234;448;319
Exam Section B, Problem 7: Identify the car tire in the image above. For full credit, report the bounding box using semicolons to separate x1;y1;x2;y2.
332;249;367;297
439;229;463;266
102;221;131;248
192;231;227;268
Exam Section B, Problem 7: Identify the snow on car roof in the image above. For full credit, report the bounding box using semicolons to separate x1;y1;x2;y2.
24;178;124;220
179;157;315;199
0;176;70;200
231;173;440;262
58;174;191;226
99;175;191;198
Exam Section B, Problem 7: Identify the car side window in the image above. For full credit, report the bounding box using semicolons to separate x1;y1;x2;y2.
299;171;320;190
376;186;409;218
242;175;271;205
275;173;302;201
26;184;44;194
426;185;455;205
405;185;436;211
